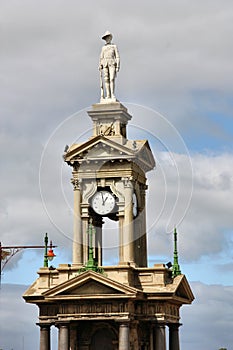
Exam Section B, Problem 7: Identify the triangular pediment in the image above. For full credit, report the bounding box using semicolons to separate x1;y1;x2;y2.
65;135;135;162
60;280;121;295
133;140;155;171
173;275;194;304
42;270;140;300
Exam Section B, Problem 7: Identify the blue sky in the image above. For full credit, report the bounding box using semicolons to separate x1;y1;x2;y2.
1;1;233;349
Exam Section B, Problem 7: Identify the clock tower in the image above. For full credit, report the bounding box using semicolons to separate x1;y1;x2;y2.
64;101;155;268
24;33;194;350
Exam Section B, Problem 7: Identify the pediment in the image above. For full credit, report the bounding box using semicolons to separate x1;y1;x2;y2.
65;135;135;163
60;280;122;295
133;140;155;172
173;275;194;304
42;270;140;300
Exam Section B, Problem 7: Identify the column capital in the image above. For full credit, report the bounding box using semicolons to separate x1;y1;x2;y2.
118;321;130;326
168;323;182;329
122;177;134;188
71;177;81;190
155;322;166;328
115;319;130;324
37;322;51;328
55;321;70;328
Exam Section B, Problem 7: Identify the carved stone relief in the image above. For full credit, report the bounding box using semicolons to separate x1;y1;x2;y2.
82;181;97;203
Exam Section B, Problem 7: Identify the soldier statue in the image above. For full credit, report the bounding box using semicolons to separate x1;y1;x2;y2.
99;31;120;101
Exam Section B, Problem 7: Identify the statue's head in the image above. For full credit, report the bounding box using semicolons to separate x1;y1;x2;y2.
102;30;113;42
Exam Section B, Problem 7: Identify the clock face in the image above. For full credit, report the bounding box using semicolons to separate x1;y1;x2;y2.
91;191;116;215
133;193;138;217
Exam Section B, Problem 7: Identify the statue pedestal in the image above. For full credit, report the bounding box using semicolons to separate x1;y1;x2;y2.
88;101;132;144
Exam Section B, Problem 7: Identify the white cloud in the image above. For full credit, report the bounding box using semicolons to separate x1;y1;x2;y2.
181;282;233;350
148;151;233;263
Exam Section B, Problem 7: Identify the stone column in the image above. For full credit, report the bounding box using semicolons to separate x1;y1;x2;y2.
123;178;134;263
149;324;154;350
139;184;147;267
119;215;124;263
154;324;166;350
38;324;50;350
168;324;181;350
71;176;83;266
119;323;130;350
58;324;69;350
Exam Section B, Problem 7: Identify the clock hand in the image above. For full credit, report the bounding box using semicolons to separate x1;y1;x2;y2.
101;192;105;205
103;195;108;205
103;193;108;205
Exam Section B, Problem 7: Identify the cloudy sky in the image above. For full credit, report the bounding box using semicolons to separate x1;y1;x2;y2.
1;1;233;349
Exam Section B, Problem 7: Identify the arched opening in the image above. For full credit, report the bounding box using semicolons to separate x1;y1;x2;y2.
90;327;117;350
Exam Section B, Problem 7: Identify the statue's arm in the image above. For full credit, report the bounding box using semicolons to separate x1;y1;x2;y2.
115;45;120;71
99;47;104;70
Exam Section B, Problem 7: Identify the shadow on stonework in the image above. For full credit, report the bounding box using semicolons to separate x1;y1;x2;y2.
90;326;117;350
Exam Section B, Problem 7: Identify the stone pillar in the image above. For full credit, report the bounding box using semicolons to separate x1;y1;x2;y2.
119;323;130;350
123;178;134;263
58;324;69;350
149;324;154;350
38;324;50;350
154;324;166;350
72;176;83;266
168;324;181;350
119;215;124;263
140;184;147;267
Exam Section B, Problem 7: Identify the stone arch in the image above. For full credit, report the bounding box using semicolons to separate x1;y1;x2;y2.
79;321;118;350
90;322;118;350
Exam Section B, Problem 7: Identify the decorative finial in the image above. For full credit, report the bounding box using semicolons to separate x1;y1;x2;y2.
172;227;181;278
99;31;120;102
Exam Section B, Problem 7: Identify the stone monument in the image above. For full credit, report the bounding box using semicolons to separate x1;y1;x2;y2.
23;33;194;350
